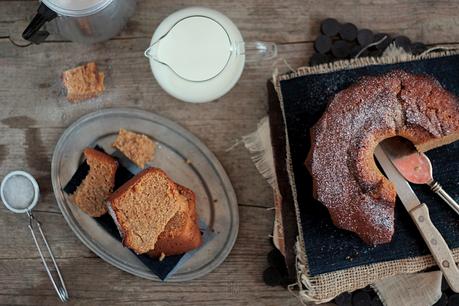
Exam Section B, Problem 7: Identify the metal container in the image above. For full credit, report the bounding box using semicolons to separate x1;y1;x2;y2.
22;0;136;44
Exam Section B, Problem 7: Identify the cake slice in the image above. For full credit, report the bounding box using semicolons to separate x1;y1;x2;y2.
107;168;181;254
112;128;155;168
148;185;202;258
71;148;118;217
62;62;105;102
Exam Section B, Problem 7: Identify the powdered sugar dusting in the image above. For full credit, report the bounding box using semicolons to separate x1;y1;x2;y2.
309;70;459;244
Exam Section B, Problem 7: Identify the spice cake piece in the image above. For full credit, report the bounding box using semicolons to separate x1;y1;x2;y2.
148;184;202;258
112;128;155;168
71;148;118;217
107;168;181;254
62;62;105;102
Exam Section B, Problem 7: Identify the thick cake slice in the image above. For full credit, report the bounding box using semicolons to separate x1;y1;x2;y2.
148;185;202;258
71;148;118;217
107;168;181;254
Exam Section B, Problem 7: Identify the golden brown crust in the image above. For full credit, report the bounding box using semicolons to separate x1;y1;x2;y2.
63;62;105;102
307;70;459;245
147;184;202;258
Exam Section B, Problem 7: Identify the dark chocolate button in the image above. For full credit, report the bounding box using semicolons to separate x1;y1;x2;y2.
371;296;383;306
394;35;412;51
349;45;362;57
309;53;331;66
357;29;374;46
335;292;352;306
321;18;340;36
369;50;383;57
314;34;332;54
267;249;287;273
331;40;350;58
449;294;459;306
352;291;372;306
339;23;358;41
441;277;449;291
433;293;448;306
411;42;427;55
373;33;391;50
262;266;281;286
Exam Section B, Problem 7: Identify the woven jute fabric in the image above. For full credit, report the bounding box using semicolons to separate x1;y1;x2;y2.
273;47;459;304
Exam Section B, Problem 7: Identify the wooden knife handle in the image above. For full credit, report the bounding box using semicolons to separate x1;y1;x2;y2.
410;203;459;292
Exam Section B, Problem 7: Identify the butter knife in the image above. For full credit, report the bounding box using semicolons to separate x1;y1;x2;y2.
375;142;459;292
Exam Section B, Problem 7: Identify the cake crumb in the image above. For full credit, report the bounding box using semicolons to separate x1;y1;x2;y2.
62;62;105;102
112;128;155;168
159;252;166;261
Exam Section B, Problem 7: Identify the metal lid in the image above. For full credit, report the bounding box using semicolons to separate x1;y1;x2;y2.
42;0;113;17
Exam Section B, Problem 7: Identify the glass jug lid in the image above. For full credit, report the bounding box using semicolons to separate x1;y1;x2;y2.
154;16;232;82
42;0;113;16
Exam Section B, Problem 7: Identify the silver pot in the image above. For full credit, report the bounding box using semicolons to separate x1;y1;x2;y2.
23;0;136;44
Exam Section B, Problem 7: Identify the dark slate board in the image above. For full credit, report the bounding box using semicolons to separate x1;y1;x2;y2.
278;54;459;276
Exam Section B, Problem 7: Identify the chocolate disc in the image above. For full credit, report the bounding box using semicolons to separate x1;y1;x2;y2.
314;35;332;53
352;291;372;306
449;294;459;306
321;18;340;36
309;53;331;66
335;292;352;306
357;29;374;46
339;23;358;41
434;294;448;306
394;35;412;51
374;33;391;50
331;40;350;58
371;297;383;306
411;42;427;55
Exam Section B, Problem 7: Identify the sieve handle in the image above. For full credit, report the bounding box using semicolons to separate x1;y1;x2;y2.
27;212;69;302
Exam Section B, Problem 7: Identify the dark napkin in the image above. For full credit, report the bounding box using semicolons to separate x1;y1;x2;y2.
63;146;185;280
277;54;459;276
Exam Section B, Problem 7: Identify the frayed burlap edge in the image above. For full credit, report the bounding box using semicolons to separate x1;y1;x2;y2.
272;47;459;304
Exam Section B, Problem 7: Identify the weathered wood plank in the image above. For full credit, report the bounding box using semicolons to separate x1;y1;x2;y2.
2;0;459;44
0;206;299;306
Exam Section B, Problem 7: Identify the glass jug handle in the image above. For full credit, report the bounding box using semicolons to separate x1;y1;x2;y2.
22;3;57;44
233;41;278;63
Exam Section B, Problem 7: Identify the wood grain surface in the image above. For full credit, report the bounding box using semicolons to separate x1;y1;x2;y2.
1;0;459;305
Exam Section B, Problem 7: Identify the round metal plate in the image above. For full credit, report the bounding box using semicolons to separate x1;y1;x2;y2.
51;108;239;281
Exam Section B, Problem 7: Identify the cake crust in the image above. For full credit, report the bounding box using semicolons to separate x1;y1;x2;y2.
307;70;459;245
147;185;202;258
107;168;181;254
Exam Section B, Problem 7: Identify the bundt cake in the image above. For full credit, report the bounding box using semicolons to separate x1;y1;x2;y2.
306;70;459;245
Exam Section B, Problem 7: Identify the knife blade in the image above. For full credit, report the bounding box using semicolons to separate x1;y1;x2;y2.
374;142;420;211
375;142;459;292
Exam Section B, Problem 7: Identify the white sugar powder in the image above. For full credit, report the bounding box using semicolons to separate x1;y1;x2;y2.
3;175;35;209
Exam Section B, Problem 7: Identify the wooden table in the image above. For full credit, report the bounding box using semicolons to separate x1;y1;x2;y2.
1;1;458;305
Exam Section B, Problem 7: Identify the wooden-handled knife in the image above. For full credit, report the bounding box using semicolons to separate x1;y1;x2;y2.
374;141;459;292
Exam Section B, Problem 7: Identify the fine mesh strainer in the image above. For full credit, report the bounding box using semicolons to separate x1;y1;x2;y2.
1;170;69;302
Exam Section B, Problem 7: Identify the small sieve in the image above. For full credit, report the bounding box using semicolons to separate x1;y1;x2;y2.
1;170;69;302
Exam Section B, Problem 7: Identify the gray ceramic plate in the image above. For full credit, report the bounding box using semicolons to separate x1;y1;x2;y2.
51;108;239;281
